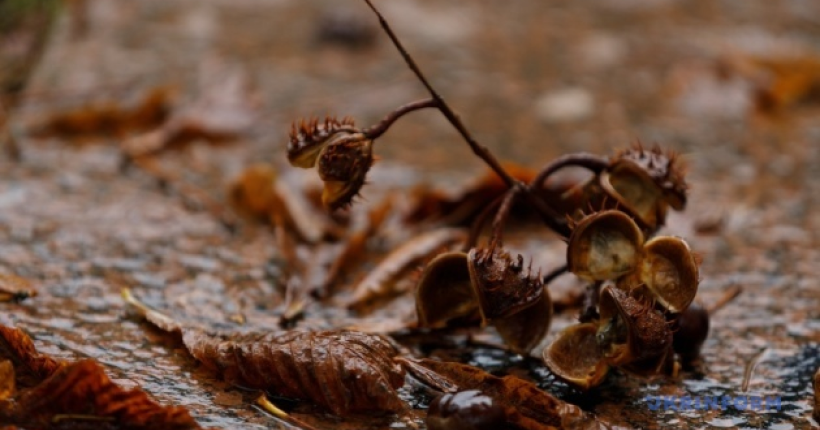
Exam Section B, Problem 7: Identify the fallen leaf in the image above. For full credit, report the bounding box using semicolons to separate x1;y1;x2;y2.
123;290;407;416
30;87;172;141
404;164;538;226
7;359;201;429
0;324;64;388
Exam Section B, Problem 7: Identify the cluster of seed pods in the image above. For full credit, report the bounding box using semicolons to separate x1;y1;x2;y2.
539;147;705;388
285;106;711;391
413;145;705;390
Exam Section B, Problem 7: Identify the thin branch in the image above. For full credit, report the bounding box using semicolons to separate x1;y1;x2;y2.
362;98;437;140
530;153;609;190
362;0;566;235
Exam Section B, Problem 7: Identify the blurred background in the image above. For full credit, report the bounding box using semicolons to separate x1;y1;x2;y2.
2;0;820;428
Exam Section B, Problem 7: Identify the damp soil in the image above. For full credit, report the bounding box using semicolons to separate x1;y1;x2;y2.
2;0;820;429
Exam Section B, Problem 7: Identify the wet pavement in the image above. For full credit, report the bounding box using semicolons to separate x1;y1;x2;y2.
2;0;820;428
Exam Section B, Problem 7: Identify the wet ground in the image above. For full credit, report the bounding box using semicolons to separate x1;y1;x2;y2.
2;0;820;429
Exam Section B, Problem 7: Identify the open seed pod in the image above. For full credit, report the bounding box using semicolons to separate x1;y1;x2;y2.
287;117;358;168
596;286;673;368
567;210;643;281
542;323;609;390
467;246;544;323
615;145;687;212
415;252;479;328
494;286;552;354
599;160;667;229
636;236;699;313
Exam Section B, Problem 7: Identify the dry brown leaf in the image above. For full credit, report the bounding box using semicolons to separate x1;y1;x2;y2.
182;330;406;416
122;63;257;157
0;324;64;388
403;358;614;430
318;196;394;296
345;228;466;310
405;164;538;225
6;359;201;430
0;360;15;401
123;290;407;416
30;87;172;141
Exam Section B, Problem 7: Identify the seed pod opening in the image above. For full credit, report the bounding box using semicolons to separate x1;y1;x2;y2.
600;161;665;229
567;210;643;281
415;252;478;328
613;145;688;213
467;247;544;323
494;286;552;354
542;323;609;390
638;236;699;313
287;117;357;168
597;286;673;367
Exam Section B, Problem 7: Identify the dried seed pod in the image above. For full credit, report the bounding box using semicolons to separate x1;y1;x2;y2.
467;246;545;323
415;251;478;328
614;145;687;211
183;330;406;415
493;285;552;354
349;228;466;310
672;302;710;365
427;390;506;430
599;161;666;229
542;323;609;390
636;236;699;313
287;116;357;168
316;133;374;210
596;286;672;368
567;210;643;281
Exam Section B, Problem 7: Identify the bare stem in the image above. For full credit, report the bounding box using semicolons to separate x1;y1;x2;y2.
531;153;609;189
363;98;437;140
490;187;520;246
361;0;565;234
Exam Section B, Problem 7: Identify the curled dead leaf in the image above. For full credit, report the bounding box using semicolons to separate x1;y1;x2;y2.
6;359;201;429
0;324;64;388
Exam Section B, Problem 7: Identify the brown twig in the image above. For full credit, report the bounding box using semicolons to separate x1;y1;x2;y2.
361;0;565;234
362;98;437;140
530;153;609;190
